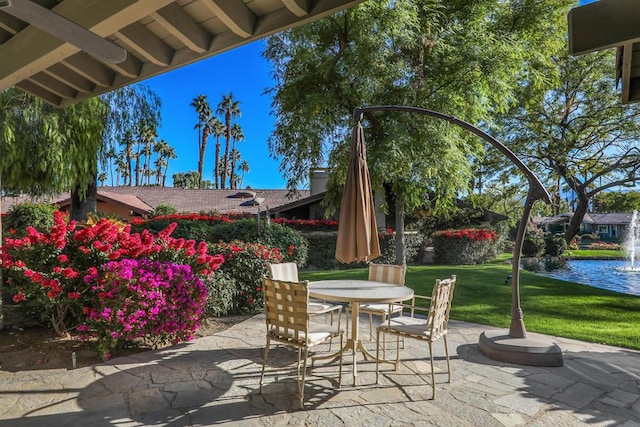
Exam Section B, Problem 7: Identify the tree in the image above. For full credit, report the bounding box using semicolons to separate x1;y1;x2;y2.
229;123;244;189
211;117;225;188
172;171;200;189
216;93;241;189
119;131;135;186
239;160;250;188
595;191;640;213
501;49;640;243
264;0;572;264
98;172;108;186
153;139;176;187
191;95;213;188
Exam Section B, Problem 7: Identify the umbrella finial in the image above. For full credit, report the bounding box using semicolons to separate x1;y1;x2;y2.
353;108;364;123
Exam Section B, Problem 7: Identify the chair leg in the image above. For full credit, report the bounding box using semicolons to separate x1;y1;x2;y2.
338;333;344;387
394;334;400;371
444;335;451;383
260;336;271;393
328;310;334;352
428;341;435;399
299;347;308;407
375;328;381;383
368;313;374;341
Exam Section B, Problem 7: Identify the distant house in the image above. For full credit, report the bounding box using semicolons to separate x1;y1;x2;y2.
536;212;634;239
1;187;309;222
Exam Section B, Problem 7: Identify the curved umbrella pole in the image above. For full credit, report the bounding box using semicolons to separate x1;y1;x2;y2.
354;105;563;366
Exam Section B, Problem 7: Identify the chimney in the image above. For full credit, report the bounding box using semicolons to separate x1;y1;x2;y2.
310;168;330;195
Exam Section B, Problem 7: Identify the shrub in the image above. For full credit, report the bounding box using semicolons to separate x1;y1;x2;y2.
149;204;178;217
203;269;237;317
130;217;211;242
1;211;225;335
544;235;568;257
272;218;339;231
521;257;543;271
376;230;423;264
589;241;622;250
209;218;308;266
522;228;546;257
432;228;498;265
3;202;57;237
210;240;282;313
81;258;207;359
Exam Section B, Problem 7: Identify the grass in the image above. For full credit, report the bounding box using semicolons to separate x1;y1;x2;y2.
300;257;640;350
568;249;626;259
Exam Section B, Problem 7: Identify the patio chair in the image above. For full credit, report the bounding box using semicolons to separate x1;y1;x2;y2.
347;263;406;340
375;275;456;399
268;263;343;350
259;277;343;407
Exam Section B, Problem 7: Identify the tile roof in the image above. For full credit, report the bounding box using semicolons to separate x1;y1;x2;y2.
1;187;310;215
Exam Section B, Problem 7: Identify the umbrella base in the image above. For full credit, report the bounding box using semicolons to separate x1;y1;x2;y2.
478;330;563;367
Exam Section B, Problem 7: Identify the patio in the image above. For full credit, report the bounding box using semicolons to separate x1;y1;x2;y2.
0;314;639;426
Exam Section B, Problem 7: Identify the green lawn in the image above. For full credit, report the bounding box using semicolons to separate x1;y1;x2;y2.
300;258;640;350
568;249;626;259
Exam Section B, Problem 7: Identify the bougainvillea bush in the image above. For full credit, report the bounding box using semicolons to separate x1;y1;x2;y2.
432;228;498;265
210;240;282;313
1;211;224;337
81;258;207;359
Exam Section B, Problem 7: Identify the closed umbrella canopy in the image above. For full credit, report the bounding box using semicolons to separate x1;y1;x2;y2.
335;121;381;263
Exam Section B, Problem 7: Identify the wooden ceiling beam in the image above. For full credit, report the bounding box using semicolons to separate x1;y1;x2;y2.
16;80;63;106
0;0;171;90
116;22;174;66
44;64;95;93
282;0;310;17
201;0;256;38
152;3;211;54
63;53;115;87
104;51;144;78
29;73;78;99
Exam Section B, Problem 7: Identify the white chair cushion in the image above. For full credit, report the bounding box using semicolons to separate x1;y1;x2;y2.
382;316;432;338
358;303;403;314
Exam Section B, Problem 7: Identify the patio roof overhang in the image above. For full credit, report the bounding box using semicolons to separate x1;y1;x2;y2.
0;0;365;106
569;0;640;103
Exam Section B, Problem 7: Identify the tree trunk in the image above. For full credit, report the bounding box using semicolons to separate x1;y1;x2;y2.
563;189;589;244
394;189;406;266
71;177;98;222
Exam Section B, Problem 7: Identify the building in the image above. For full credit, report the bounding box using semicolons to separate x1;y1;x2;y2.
536;212;635;240
1;187;309;222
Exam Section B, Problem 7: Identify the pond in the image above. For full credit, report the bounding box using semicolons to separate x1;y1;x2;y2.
536;259;640;297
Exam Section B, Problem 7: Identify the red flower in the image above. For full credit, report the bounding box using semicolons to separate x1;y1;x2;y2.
68;292;81;300
12;293;26;303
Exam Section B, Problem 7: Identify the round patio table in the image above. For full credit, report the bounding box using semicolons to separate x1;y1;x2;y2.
308;280;414;385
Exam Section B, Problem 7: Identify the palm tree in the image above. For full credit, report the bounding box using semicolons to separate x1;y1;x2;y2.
239;160;249;188
211;117;224;189
97;172;107;187
115;154;128;186
190;95;212;188
135;122;156;186
229;123;244;189
104;147;117;186
153;140;176;187
119;131;135;186
216;93;241;189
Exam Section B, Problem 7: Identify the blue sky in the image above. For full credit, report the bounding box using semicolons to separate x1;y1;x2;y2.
142;0;596;190
143;40;285;189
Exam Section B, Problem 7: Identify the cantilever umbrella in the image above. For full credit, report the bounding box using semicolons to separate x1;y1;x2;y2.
335;120;381;263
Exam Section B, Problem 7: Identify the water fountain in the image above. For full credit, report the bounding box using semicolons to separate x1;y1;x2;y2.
627;210;640;270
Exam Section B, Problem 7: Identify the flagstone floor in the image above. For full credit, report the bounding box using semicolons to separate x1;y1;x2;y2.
1;313;639;426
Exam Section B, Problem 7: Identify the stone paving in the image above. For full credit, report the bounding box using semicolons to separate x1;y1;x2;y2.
0;314;639;426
